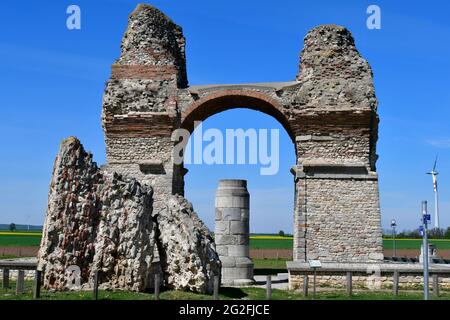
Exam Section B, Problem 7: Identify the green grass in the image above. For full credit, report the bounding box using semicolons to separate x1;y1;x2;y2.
2;281;450;300
253;258;288;275
250;238;293;249
0;235;41;247
383;239;450;250
302;290;450;300
2;232;450;252
0;280;302;300
0;234;295;249
0;255;21;260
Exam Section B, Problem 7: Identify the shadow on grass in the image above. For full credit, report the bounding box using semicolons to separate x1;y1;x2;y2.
219;287;248;299
254;268;286;276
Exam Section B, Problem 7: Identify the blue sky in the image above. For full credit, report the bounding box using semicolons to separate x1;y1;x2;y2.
0;0;449;233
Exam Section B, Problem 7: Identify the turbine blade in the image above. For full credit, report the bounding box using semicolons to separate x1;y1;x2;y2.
433;154;438;171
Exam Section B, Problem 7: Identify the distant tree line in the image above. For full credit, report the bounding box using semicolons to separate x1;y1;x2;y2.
384;227;450;239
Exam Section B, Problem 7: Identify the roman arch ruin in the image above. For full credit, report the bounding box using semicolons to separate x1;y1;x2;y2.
102;4;384;264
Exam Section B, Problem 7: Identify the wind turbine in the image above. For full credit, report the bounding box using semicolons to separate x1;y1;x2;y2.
427;155;440;229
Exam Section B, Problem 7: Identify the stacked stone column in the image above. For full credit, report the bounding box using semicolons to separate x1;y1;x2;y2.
215;180;254;285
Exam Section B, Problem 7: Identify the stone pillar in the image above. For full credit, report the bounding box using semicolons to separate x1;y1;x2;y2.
215;179;254;286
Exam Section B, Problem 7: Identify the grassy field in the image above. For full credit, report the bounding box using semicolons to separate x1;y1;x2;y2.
251;237;450;250
253;258;288;275
249;236;293;249
1;281;450;300
0;232;42;247
0;233;296;249
383;239;450;250
0;280;300;300
2;232;450;251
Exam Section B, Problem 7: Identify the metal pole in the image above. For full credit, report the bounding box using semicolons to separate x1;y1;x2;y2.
422;201;429;301
393;226;396;258
434;185;439;229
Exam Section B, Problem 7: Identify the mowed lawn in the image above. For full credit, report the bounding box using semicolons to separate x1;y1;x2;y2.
251;237;450;250
0;233;296;249
0;232;42;247
383;238;450;250
250;236;293;249
2;232;450;251
2;280;450;301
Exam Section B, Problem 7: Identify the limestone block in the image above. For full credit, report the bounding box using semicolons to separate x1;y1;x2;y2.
230;221;247;235
215;221;230;235
222;267;254;280
220;208;242;221
220;256;236;268
228;245;249;257
215;235;238;246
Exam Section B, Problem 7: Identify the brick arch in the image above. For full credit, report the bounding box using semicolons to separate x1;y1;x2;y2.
181;90;295;143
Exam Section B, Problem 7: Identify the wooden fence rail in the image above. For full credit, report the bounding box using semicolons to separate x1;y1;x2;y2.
1;260;39;297
287;262;450;297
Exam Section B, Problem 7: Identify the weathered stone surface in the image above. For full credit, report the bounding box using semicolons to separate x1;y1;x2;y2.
90;176;155;291
118;4;187;85
289;273;450;291
156;195;221;294
102;4;187;124
97;4;383;288
102;9;383;267
215;180;253;285
297;25;376;110
38;137;219;293
37;137;156;291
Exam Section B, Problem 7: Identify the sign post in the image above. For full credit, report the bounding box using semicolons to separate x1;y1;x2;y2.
308;260;322;299
420;201;430;300
390;219;397;258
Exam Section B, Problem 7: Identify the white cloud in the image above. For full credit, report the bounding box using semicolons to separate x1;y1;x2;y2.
426;139;450;148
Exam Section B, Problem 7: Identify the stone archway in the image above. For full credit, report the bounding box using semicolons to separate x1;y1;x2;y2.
180;89;295;143
101;4;384;266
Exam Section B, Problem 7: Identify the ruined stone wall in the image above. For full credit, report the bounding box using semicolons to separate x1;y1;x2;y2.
289;272;450;291
295;130;371;167
104;161;177;217
38;137;220;294
105;136;173;162
102;4;188;214
294;25;377;112
281;24;379;171
293;177;383;262
37;137;157;292
101;4;383;267
156;195;221;293
288;25;382;263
